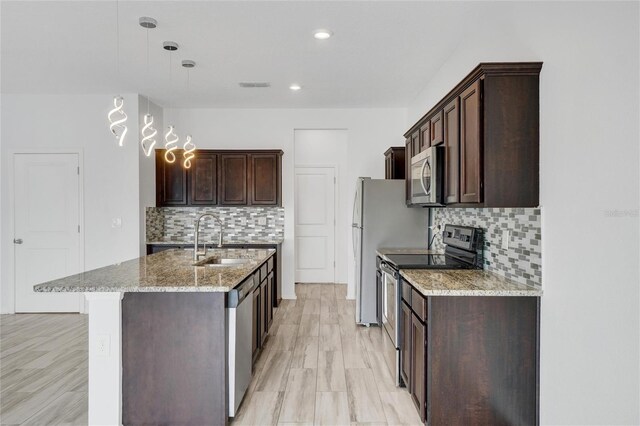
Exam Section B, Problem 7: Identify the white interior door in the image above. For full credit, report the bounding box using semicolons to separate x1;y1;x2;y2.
295;167;335;283
14;153;82;312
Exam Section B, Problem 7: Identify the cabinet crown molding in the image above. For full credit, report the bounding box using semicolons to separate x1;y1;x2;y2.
404;62;543;138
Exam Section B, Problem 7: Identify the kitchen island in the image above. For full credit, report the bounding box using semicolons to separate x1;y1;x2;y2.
34;248;276;426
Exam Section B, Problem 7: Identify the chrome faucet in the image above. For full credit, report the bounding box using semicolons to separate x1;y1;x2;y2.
194;214;224;261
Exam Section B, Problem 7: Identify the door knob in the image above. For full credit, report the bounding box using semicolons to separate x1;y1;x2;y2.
13;238;23;244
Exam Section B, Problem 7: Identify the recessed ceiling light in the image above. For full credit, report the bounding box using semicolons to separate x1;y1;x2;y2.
313;29;333;40
163;41;179;51
289;84;302;91
139;17;157;29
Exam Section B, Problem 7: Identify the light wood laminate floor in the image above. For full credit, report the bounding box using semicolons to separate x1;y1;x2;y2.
233;284;422;426
0;284;421;425
0;313;88;425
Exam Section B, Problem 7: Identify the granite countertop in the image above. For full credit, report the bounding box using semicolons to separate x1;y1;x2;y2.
34;248;275;293
147;238;284;246
400;269;542;297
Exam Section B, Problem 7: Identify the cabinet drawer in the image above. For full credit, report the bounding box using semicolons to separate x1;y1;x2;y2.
402;281;412;304
260;263;268;282
411;289;427;322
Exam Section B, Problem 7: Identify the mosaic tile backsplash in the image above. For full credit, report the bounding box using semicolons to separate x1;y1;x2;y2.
146;207;285;244
431;208;541;287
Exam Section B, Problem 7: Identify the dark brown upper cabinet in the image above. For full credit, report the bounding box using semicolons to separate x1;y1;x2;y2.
443;97;460;204
156;151;188;206
404;62;542;208
219;153;249;205
384;147;406;180
156;149;283;207
411;130;420;157
250;153;281;206
419;121;430;152
430;110;444;146
190;152;218;205
460;80;483;203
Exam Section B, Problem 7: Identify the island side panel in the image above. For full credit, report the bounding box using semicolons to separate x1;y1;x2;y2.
429;296;539;426
122;292;228;426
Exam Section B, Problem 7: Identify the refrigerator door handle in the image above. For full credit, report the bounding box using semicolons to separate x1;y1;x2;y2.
352;227;357;261
352;187;359;226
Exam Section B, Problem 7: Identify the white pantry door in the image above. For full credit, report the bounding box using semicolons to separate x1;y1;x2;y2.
295;167;335;283
14;153;82;312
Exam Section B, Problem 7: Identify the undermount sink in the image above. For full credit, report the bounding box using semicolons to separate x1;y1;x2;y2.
193;257;251;267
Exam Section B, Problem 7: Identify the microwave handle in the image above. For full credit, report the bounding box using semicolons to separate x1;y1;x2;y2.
419;159;429;195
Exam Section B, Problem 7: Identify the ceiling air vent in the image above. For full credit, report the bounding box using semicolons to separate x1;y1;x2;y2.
238;82;271;88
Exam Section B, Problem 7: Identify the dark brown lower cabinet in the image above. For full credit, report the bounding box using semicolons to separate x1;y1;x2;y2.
122;293;227;426
260;280;268;345
400;301;412;388
399;278;540;426
267;272;274;329
251;254;276;363
410;312;427;422
252;285;260;361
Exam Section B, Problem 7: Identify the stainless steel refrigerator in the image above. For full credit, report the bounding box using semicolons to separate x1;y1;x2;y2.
352;178;429;325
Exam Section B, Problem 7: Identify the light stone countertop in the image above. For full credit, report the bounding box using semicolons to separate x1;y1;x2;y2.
34;248;275;293
400;269;542;297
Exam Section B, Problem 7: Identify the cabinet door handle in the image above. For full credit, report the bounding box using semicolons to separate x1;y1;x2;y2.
13;238;23;244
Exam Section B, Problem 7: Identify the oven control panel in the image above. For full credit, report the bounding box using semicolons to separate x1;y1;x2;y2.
442;224;481;252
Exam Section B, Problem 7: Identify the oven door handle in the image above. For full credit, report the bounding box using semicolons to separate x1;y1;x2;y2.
380;263;398;279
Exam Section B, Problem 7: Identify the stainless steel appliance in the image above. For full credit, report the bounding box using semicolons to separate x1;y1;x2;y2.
410;146;444;206
352;178;428;326
377;224;482;385
227;275;255;417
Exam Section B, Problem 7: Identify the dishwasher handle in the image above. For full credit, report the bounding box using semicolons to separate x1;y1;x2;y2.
228;275;257;308
379;262;399;279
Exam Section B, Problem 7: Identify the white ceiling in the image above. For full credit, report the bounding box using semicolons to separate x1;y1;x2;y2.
1;1;482;108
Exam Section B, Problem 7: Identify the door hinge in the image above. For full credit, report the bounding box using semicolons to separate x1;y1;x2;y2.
77;166;80;175
78;225;80;233
334;176;336;184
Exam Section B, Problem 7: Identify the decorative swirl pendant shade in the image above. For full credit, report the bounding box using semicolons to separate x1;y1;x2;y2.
108;96;128;146
183;135;196;169
141;113;157;156
164;125;179;163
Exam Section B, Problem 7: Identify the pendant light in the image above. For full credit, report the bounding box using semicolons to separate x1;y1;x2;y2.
163;41;179;164
139;17;158;157
107;0;128;146
181;59;197;169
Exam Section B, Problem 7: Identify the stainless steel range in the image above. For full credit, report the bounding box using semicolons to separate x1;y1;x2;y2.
377;224;482;386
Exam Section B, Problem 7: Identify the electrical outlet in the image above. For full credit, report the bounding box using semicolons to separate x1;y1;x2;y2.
96;334;110;356
258;217;267;226
501;230;510;250
111;218;122;229
239;217;247;226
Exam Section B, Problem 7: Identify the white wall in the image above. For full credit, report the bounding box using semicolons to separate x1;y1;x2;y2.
407;2;640;424
165;108;407;299
138;96;163;256
294;129;349;284
1;94;141;313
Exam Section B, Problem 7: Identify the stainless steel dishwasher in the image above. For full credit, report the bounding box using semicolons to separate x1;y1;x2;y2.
227;274;255;417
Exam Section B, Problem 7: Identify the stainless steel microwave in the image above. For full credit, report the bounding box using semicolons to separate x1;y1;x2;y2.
410;146;444;205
